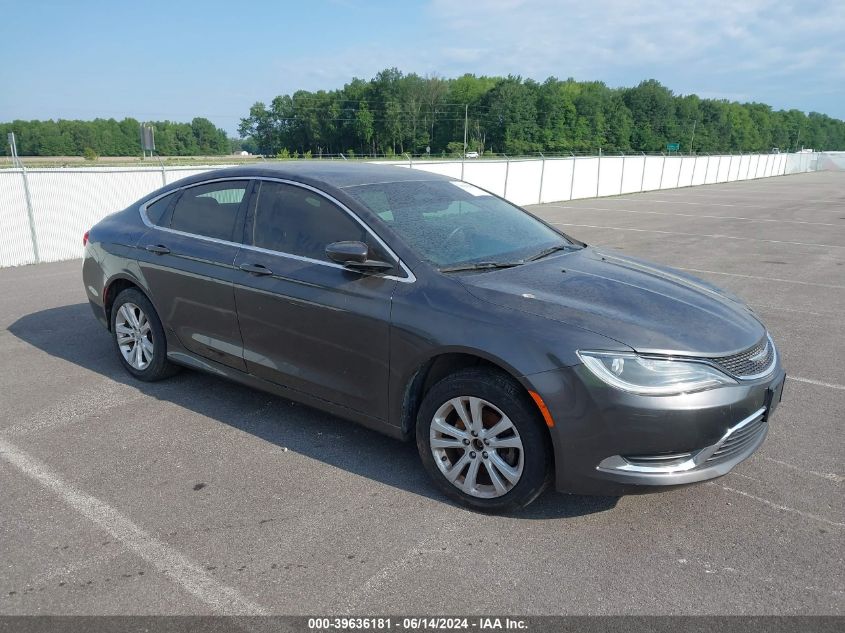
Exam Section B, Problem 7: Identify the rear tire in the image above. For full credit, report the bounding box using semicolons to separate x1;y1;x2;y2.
111;288;179;382
416;368;551;512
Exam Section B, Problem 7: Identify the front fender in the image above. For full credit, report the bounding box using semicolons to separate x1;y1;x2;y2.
386;277;630;432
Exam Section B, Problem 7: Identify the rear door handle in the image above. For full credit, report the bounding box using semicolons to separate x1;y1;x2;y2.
145;244;170;255
239;263;273;276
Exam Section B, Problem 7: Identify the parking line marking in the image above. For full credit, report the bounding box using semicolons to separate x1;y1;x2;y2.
342;523;466;614
709;483;844;529
550;223;845;250
635;195;843;204
4;379;146;436
636;199;845;209
762;457;844;484
0;437;269;615
621;191;842;203
19;549;124;592
788;376;845;391
749;303;834;318
343;542;426;614
672;267;845;290
610;198;766;208
541;205;842;227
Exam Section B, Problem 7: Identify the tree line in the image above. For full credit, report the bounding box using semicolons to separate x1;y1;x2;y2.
238;69;845;157
4;70;845;158
0;117;231;157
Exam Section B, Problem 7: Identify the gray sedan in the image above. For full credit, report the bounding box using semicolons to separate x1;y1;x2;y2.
82;163;785;512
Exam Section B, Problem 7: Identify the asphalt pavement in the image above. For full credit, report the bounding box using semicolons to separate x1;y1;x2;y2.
1;170;842;615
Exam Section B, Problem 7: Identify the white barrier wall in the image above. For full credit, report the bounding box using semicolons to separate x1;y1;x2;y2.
0;171;35;267
0;166;226;267
818;151;845;171
0;152;821;267
402;151;811;206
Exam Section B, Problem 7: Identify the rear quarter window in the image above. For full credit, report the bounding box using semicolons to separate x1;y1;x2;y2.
144;193;175;225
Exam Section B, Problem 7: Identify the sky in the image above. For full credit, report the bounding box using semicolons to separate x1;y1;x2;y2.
1;0;843;135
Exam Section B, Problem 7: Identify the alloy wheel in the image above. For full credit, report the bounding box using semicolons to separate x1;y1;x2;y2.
429;396;525;499
115;302;154;370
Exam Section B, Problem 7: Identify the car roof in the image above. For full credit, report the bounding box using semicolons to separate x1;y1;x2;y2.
176;161;455;190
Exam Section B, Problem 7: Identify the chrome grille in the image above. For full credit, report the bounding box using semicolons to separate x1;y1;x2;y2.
706;410;767;464
710;336;775;379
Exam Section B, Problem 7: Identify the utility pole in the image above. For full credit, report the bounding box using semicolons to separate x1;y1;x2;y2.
8;133;39;263
689;120;697;155
596;147;602;198
8;132;21;167
463;104;468;155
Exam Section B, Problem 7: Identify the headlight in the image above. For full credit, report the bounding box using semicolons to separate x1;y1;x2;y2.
577;351;735;395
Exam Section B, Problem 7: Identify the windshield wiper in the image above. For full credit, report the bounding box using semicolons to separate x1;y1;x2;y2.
525;244;571;262
439;261;524;273
440;244;573;272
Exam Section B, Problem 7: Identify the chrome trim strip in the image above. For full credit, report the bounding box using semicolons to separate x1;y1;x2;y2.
138;176;416;284
597;453;701;474
597;406;767;475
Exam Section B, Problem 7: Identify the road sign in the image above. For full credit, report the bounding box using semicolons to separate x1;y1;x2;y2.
667;142;680;152
140;124;155;152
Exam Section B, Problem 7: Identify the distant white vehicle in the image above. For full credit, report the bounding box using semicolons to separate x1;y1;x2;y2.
465;151;479;158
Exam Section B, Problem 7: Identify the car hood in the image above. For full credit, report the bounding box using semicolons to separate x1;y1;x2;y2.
459;247;765;356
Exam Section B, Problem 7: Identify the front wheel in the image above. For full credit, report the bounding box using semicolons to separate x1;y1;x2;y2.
416;368;551;512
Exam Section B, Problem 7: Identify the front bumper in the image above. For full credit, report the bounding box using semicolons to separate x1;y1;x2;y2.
526;362;786;496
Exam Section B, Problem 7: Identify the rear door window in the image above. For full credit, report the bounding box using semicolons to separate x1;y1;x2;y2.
169;181;249;241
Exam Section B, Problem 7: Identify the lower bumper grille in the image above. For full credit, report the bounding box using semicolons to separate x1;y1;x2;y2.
705;409;767;464
598;407;768;476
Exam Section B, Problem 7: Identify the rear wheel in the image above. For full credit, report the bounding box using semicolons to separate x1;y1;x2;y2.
416;368;551;512
111;288;178;381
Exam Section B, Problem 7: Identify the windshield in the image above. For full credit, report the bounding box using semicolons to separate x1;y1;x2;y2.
344;180;572;269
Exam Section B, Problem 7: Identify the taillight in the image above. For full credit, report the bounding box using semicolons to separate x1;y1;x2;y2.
83;230;90;246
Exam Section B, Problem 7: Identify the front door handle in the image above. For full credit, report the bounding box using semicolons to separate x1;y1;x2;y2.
239;263;273;276
145;244;170;255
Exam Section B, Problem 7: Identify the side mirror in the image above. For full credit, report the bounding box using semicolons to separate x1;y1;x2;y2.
325;241;394;272
326;240;368;264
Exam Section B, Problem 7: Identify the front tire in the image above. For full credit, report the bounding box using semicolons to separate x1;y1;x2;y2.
111;288;178;382
416;368;551;512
